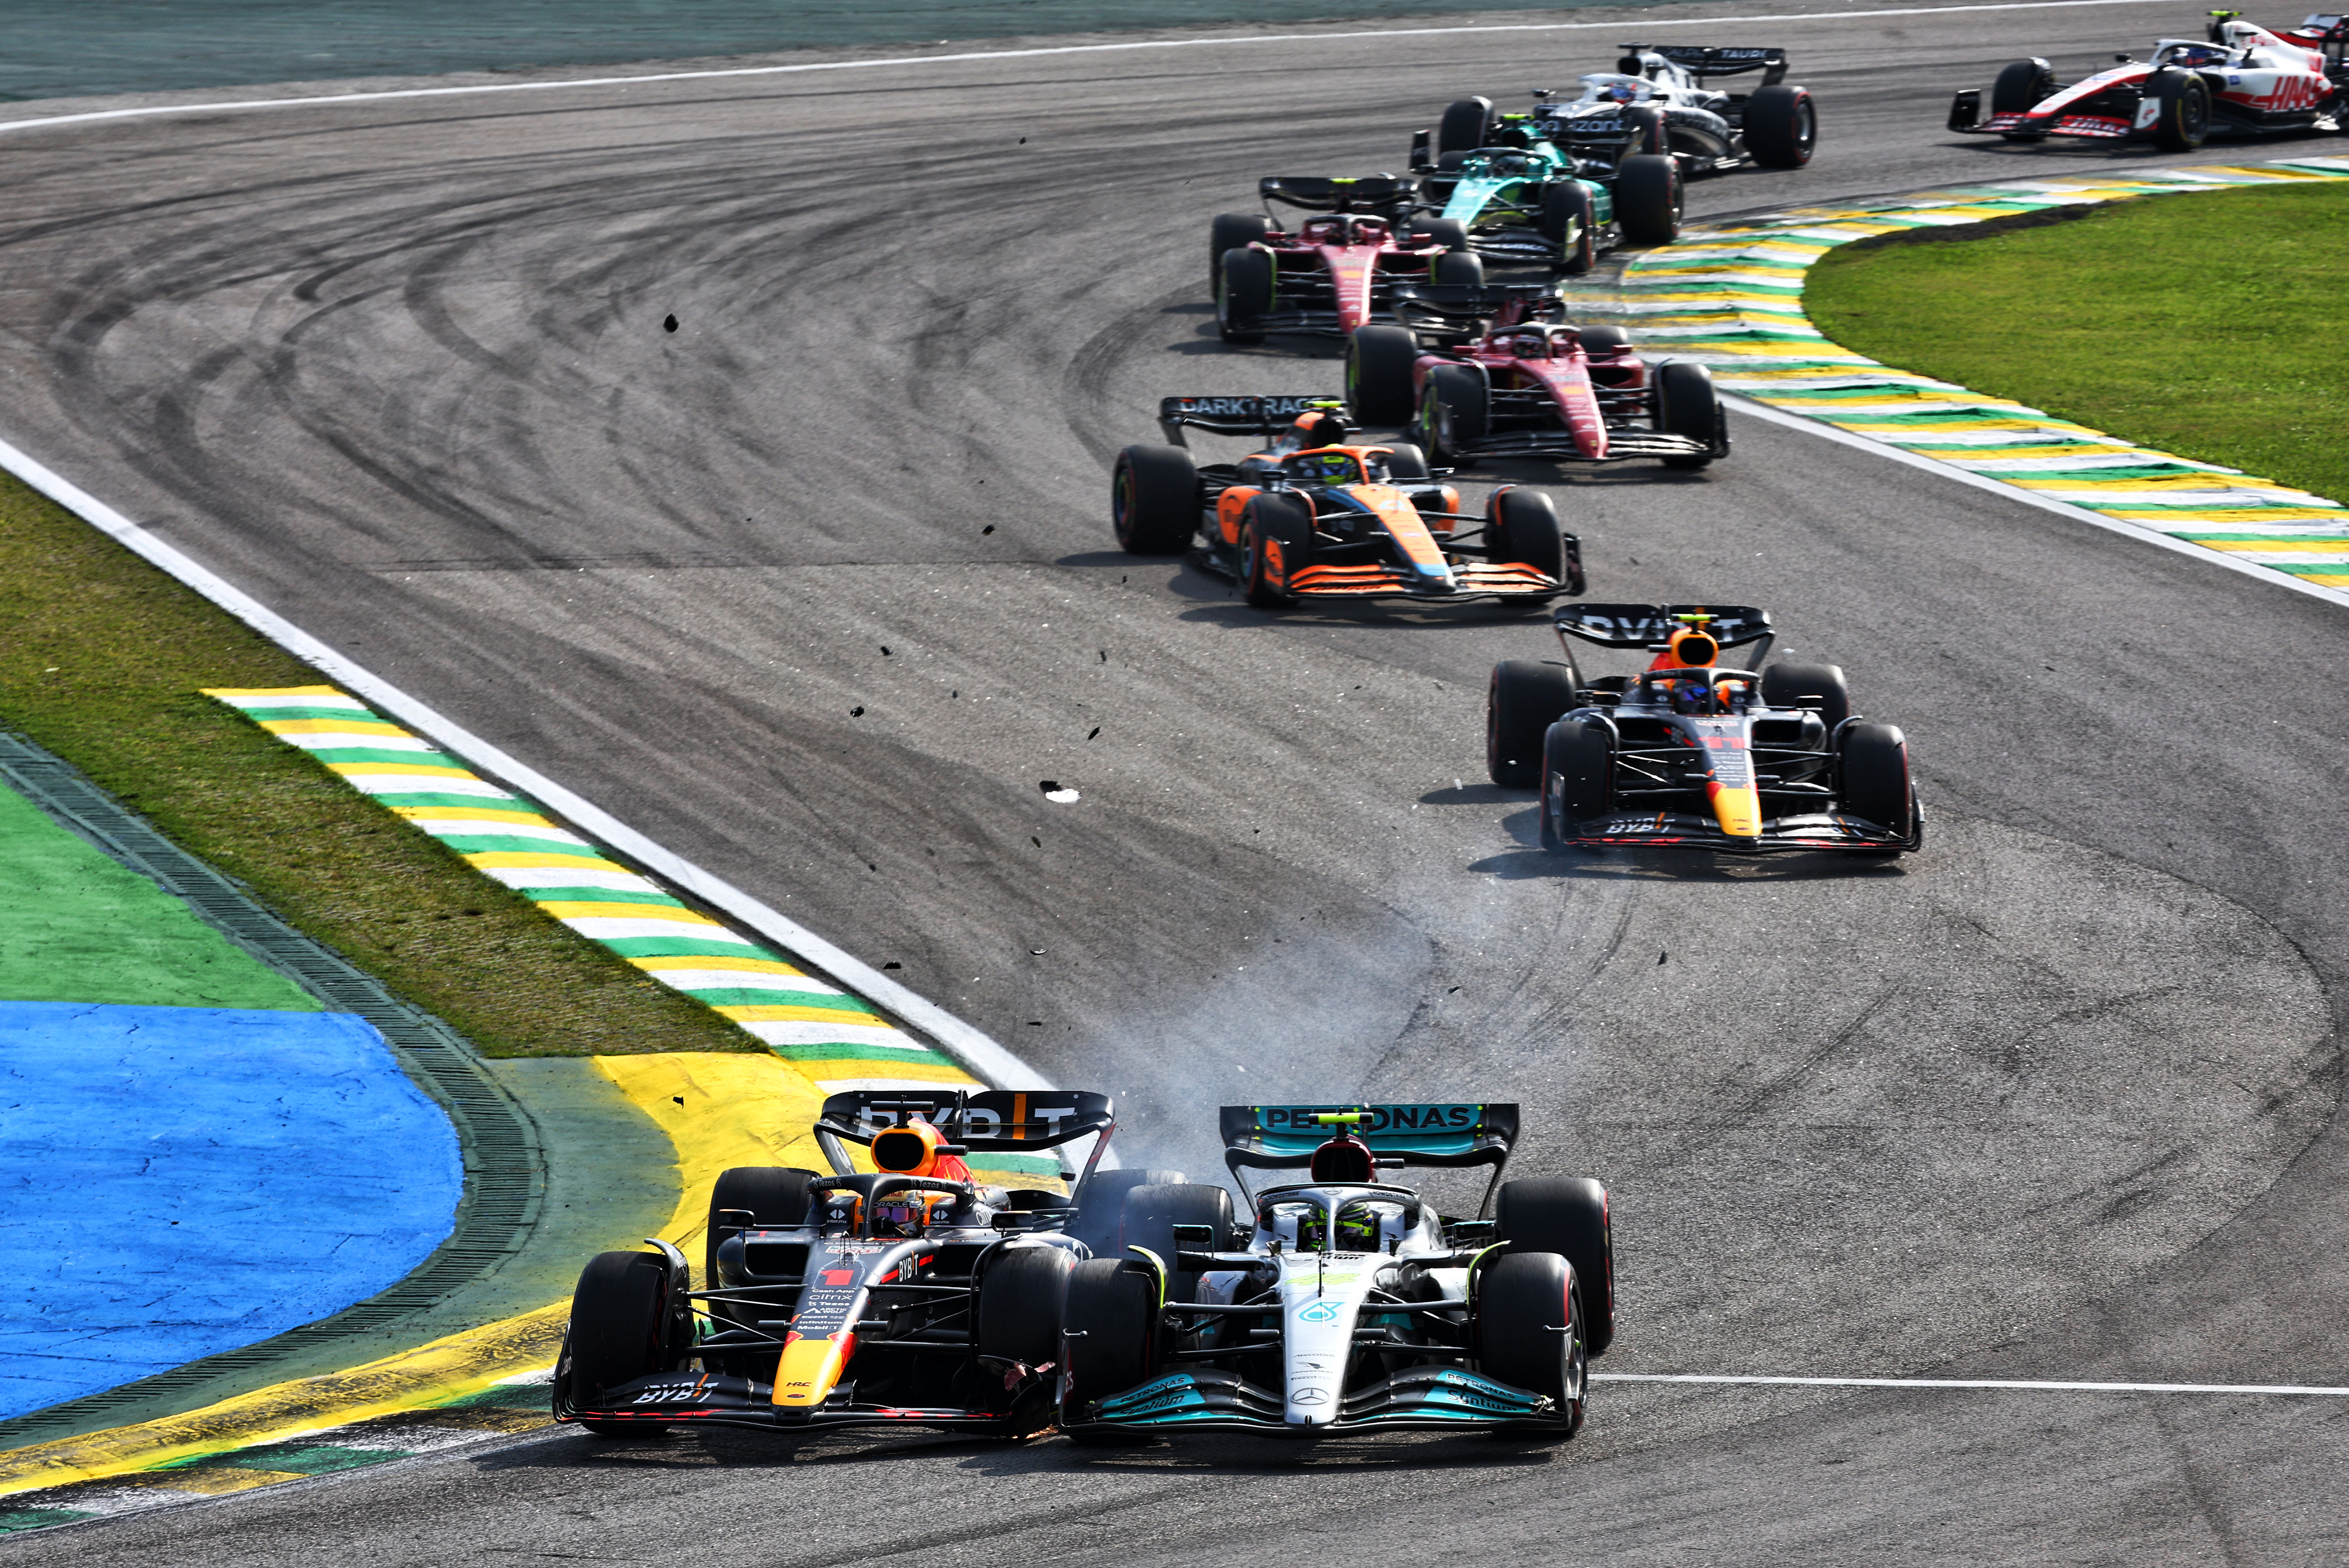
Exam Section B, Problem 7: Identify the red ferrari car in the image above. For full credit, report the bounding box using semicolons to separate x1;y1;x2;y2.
1211;176;1484;344
1346;284;1727;470
1949;11;2347;147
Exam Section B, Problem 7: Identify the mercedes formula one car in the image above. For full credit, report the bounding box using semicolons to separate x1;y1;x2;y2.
1949;11;2349;147
1110;394;1583;606
1056;1104;1614;1439
1210;176;1485;343
1409;46;1814;268
1488;603;1922;856
1346;284;1727;469
552;1088;1120;1437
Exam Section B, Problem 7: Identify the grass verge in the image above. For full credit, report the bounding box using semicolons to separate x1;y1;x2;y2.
1806;182;2349;505
0;468;757;1057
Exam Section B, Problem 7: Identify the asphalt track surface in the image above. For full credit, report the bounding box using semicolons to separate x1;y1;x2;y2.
0;2;2344;1560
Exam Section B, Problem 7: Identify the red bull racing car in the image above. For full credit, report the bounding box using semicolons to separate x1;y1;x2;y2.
1211;176;1484;344
1346;284;1727;470
1057;1103;1614;1440
552;1088;1119;1437
1110;394;1583;607
1487;603;1921;856
1949;11;2348;147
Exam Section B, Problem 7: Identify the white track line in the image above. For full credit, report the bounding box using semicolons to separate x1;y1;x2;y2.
0;431;1050;1090
1598;1372;2349;1394
1726;396;2349;613
0;0;2186;136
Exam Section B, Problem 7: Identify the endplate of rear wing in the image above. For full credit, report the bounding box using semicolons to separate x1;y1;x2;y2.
1158;394;1346;446
1554;602;1773;650
1258;174;1415;213
1631;43;1789;84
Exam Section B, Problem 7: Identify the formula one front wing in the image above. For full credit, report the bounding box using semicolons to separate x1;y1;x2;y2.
1067;1365;1568;1436
556;1369;1054;1436
1562;806;1921;854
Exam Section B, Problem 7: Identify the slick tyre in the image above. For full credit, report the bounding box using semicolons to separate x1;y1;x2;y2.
1759;661;1851;733
1060;1258;1160;1433
1654;361;1721;470
1208;213;1274;294
1544;719;1614;835
978;1245;1076;1369
1216;246;1274;344
1346;324;1421;425
1495;1176;1616;1356
566;1250;673;1433
1112;443;1201;555
2151;68;2212;150
704;1167;817;1304
1437;96;1496;157
1486;485;1566;582
1624;105;1670;157
1417;363;1489;461
1540;181;1599;275
1488;659;1582;788
1614;153;1683;246
1837;721;1915;844
1381;440;1434;482
1742;84;1817;168
1067;1167;1186;1255
1409;217;1473;252
1475;1252;1587;1438
1991;57;2055;115
1433;248;1485;287
1121;1182;1236;1327
1241;493;1314;608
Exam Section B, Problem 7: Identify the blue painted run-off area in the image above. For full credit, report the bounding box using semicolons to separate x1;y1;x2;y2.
0;1002;460;1420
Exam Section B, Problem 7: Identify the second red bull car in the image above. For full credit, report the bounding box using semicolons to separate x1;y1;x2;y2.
1488;603;1922;856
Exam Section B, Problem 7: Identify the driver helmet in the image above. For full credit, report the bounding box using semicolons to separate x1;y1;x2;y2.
1332;1202;1386;1252
2166;41;2229;65
1302;216;1345;244
1606;79;1643;102
1508;331;1550;360
870;1192;949;1238
1310;451;1359;485
1353;217;1390;243
1668;676;1714;715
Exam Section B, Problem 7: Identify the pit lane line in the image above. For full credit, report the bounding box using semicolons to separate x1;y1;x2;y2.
0;428;1048;1090
0;0;2186;138
1597;1373;2349;1394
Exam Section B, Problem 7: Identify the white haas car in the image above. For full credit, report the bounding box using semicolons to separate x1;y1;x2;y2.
1949;11;2349;149
1056;1103;1614;1440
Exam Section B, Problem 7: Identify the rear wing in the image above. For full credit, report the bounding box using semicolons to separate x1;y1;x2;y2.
814;1088;1117;1200
1629;43;1789;84
1220;1102;1517;1172
1390;282;1564;328
1158;394;1347;447
1258;174;1414;214
1555;602;1774;653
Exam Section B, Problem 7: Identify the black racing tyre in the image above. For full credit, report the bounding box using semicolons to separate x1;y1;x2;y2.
704;1167;817;1297
1577;324;1633;361
1060;1258;1161;1424
1241;493;1315;608
1475;1251;1587;1436
1437;96;1495;157
1759;661;1850;733
1381;440;1433;482
1545;718;1614;827
566;1250;673;1429
1624;105;1670;157
1613;153;1683;247
977;1245;1076;1368
1486;485;1565;581
1990;57;2055;115
1066;1166;1186;1255
1433;248;1485;287
1488;659;1582;788
1495;1176;1616;1356
1654;361;1720;470
1216;246;1274;344
1417;363;1489;460
1540;181;1600;274
1111;443;1201;555
1410;216;1472;251
2152;68;2212;151
1347;324;1421;425
1838;721;1914;839
1120;1182;1237;1257
1209;213;1274;295
1742;84;1817;168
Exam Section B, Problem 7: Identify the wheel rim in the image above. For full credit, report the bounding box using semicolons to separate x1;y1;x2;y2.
1795;101;1817;156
